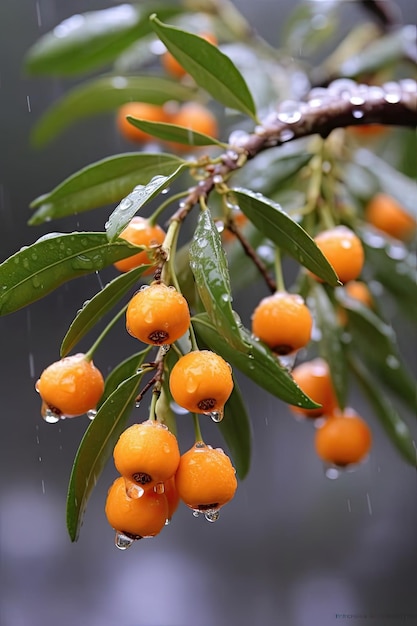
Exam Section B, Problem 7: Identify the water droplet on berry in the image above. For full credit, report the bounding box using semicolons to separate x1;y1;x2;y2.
154;482;165;494
41;406;60;424
185;376;198;393
87;409;97;420
115;531;135;550
192;509;200;518
204;509;220;523
208;408;224;423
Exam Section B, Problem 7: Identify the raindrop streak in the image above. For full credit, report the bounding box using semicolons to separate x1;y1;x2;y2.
366;492;373;516
96;271;104;290
36;1;42;26
115;532;135;550
347;498;352;513
26;95;32;112
41;480;45;495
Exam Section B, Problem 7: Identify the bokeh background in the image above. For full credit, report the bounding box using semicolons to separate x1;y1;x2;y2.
1;2;416;625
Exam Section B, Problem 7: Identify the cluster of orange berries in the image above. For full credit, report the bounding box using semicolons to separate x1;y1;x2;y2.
290;358;372;470
106;420;237;549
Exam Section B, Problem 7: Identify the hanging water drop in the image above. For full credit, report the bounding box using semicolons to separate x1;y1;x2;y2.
115;531;135;550
42;406;60;424
126;483;144;499
208;408;224;423
204;509;220;523
192;510;200;518
87;409;97;420
325;466;340;480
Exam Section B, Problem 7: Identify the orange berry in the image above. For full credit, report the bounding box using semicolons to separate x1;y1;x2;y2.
113;420;180;488
290;358;338;418
344;280;374;308
167;102;219;152
251;291;313;355
114;216;166;275
116;101;172;144
105;477;168;539
175;442;237;515
311;226;365;284
222;211;248;243
36;353;104;418
364;193;416;241
162;33;218;78
315;409;372;466
169;350;233;414
126;283;190;345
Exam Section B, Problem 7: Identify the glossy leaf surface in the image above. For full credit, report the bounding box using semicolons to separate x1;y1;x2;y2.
0;233;141;315
29;153;186;225
150;16;257;120
126;117;226;148
233;188;340;285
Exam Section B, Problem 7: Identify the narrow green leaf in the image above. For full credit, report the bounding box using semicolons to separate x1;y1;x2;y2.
340;26;416;78
349;356;416;466
25;4;182;76
99;350;150;408
219;380;252;480
310;283;349;410
193;313;320;409
126;117;227;148
29;153;186;225
60;265;150;357
150;15;257;120
355;149;417;220
66;371;144;541
0;233;142;316
31;75;198;147
106;166;186;241
190;209;249;351
361;233;417;321
232;188;339;285
339;295;417;413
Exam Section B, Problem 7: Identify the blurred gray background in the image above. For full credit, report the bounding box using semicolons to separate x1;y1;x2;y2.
1;2;416;626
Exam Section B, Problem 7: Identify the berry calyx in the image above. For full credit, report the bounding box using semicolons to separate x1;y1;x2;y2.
290;358;338;419
175;442;237;513
116;101;172;144
251;291;313;355
311;226;365;284
36;353;104;418
105;477;168;539
113;216;166;274
126;283;190;345
365;193;416;241
113;420;181;488
315;409;372;466
169;350;233;414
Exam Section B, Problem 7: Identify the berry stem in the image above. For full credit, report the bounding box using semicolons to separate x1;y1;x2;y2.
192;412;204;444
273;248;286;293
160;219;181;290
85;305;128;361
149;190;189;226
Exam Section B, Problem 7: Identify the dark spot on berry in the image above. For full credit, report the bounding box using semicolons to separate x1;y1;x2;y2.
148;330;169;344
197;398;216;411
132;472;152;485
196;503;219;511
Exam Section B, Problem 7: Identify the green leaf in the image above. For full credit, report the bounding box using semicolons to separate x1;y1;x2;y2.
150;15;257;121
339;26;417;78
99;349;150;408
219;380;252;480
193;313;320;409
310;283;349;410
31;75;198;147
190;209;249;351
105;166;186;241
349;355;416;466
66;370;144;541
338;294;417;413
355;149;417;220
283;2;338;56
60;265;150;357
361;234;417;321
25;4;182;76
232;188;340;285
29;153;186;225
126;117;227;148
0;233;142;316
